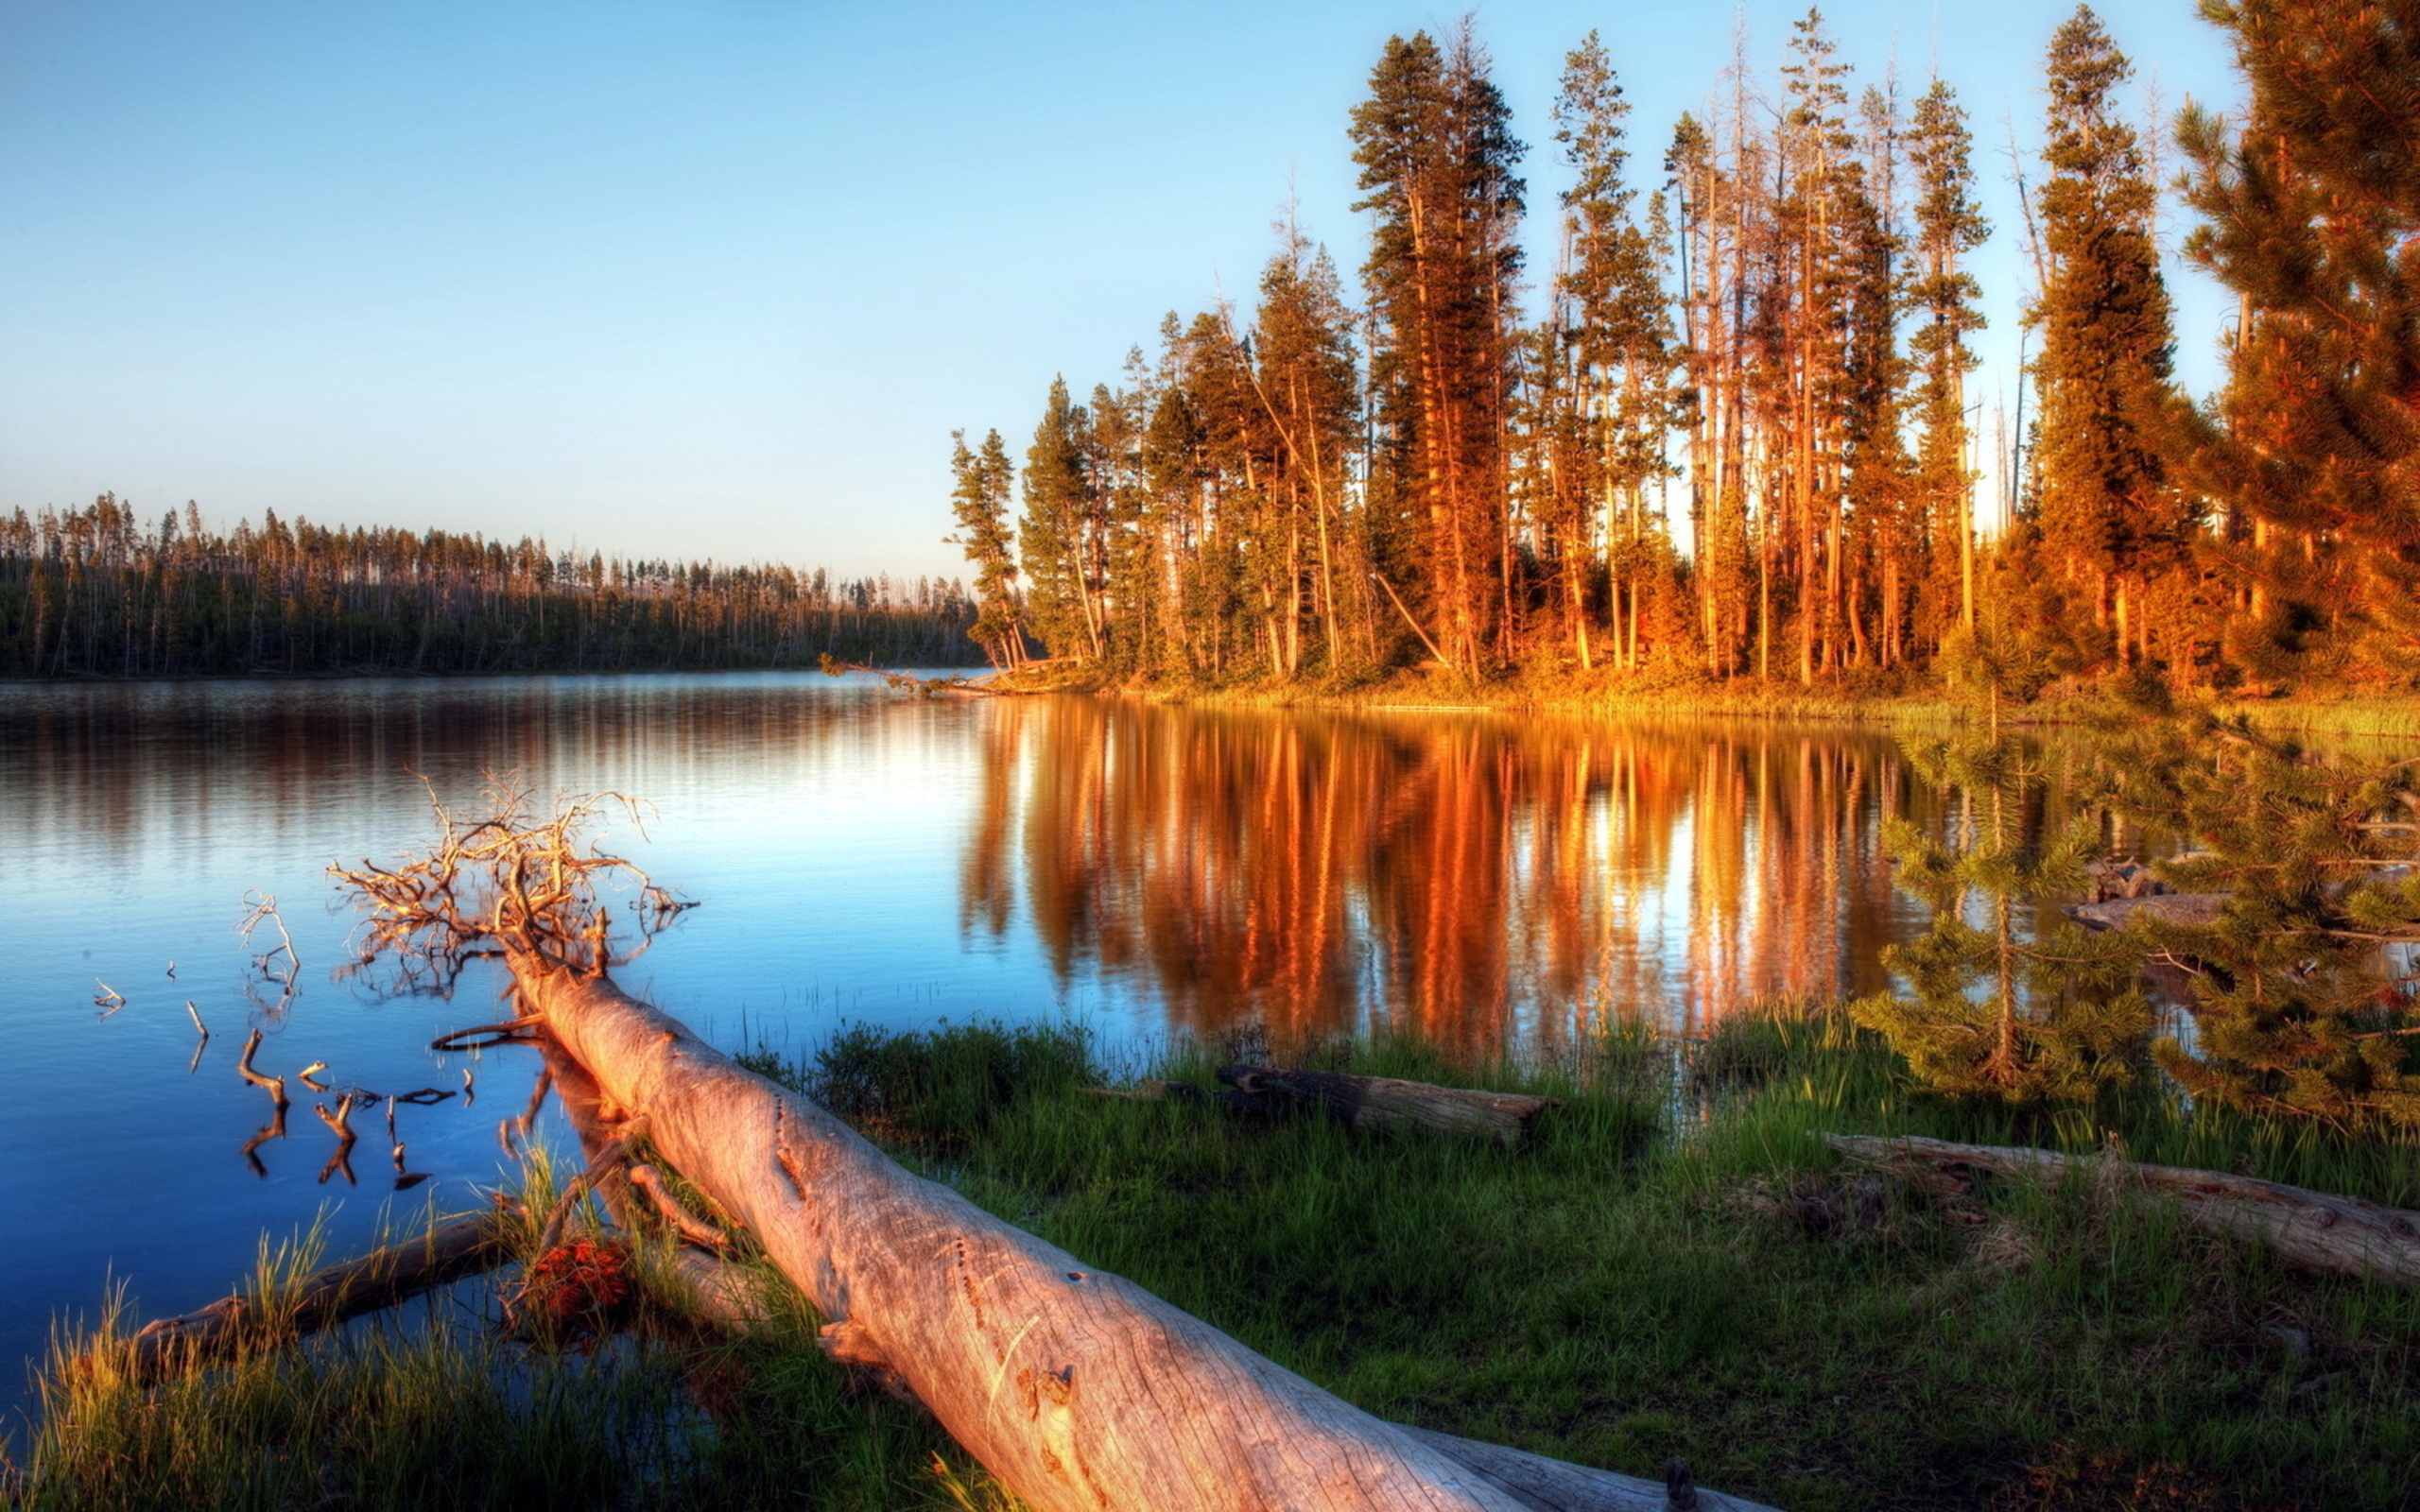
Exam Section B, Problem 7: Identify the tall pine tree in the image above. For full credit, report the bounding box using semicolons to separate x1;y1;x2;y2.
2174;0;2420;681
946;428;1025;667
1349;25;1526;676
2030;6;2188;668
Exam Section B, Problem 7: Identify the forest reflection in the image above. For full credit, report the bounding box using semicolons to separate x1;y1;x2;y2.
961;701;2009;1051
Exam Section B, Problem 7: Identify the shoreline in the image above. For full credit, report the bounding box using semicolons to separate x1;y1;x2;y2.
987;661;2420;739
9;659;2416;739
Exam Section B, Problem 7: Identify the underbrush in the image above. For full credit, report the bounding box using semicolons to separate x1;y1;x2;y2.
18;1009;2418;1511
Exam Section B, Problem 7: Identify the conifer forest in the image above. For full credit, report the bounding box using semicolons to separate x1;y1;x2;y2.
0;495;977;677
951;2;2420;698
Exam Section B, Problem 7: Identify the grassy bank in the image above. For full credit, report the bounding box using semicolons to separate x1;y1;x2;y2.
15;1011;2418;1510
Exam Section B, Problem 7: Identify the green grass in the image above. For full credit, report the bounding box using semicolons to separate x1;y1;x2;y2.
18;1012;2418;1510
755;1011;2419;1512
6;1203;1020;1512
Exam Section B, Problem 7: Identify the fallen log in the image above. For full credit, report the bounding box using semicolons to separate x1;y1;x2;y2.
1216;1064;1560;1146
129;1206;518;1379
1824;1133;2420;1285
1402;1430;1765;1512
518;961;1769;1512
2062;893;2227;933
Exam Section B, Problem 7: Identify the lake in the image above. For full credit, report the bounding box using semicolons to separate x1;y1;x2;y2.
1;672;2004;1421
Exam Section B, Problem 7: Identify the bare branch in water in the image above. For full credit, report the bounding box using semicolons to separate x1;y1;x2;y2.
330;773;696;996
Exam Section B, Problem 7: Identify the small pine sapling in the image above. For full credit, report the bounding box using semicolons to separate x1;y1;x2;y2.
1856;734;2152;1101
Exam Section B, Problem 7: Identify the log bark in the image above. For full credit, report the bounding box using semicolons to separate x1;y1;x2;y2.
130;1208;517;1379
1213;1065;1560;1146
1401;1430;1767;1512
516;961;1758;1512
2062;893;2227;933
1824;1133;2420;1285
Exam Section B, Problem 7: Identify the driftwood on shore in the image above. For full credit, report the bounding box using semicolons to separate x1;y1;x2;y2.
518;961;1769;1512
1093;1066;1558;1146
1824;1133;2420;1286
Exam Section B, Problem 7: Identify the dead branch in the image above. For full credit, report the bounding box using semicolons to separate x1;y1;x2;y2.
240;1104;287;1177
239;890;301;971
93;980;125;1017
430;1018;546;1053
236;1029;288;1111
331;776;693;994
316;1091;360;1185
628;1163;737;1253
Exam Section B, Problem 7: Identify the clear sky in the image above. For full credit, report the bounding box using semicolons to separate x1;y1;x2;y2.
0;1;2241;582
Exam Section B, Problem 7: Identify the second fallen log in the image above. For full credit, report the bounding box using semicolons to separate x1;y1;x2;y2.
1824;1132;2420;1286
1216;1064;1559;1146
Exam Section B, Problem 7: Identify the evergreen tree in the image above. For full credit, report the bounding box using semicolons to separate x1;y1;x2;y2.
1856;734;2151;1101
947;428;1026;667
1349;24;1526;676
2173;0;2420;680
1547;30;1679;672
2030;6;2188;668
1019;376;1107;660
2088;715;2420;1129
1247;229;1364;677
1906;79;1990;650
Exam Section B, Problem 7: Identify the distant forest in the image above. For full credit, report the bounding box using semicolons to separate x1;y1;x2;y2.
950;2;2420;696
0;495;980;678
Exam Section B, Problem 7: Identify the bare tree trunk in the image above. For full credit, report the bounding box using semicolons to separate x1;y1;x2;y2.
517;963;1587;1511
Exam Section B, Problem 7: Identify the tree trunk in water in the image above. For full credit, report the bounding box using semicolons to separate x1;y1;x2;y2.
516;961;1564;1512
130;1209;517;1380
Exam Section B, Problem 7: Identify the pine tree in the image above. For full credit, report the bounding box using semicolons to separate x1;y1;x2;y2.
2030;6;2188;668
2174;0;2420;681
1019;376;1107;660
947;428;1025;667
1349;24;1526;676
1906;78;1990;652
1855;734;2151;1102
1547;30;1679;672
1247;229;1364;678
2087;715;2420;1129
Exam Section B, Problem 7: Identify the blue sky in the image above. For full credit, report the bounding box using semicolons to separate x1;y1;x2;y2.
0;1;2239;581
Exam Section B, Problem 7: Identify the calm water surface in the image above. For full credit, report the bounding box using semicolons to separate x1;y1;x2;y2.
3;673;1993;1418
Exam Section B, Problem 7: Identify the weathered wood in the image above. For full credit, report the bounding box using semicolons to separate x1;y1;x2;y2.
518;962;1748;1512
130;1208;516;1378
1085;1079;1276;1118
2062;892;2228;933
1401;1431;1766;1512
1216;1064;1559;1146
1824;1133;2420;1285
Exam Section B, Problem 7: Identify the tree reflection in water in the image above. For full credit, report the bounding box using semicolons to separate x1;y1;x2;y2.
959;700;2023;1053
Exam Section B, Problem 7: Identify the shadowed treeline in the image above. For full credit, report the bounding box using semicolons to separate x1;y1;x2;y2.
957;700;2064;1048
0;495;980;678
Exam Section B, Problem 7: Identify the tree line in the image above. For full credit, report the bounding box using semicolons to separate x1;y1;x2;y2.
950;1;2420;696
0;494;980;678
